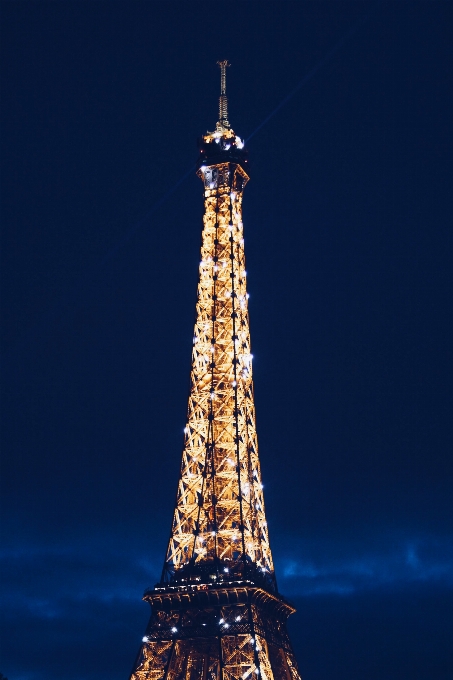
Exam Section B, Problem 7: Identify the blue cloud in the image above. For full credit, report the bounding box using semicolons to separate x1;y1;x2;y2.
1;531;452;680
277;535;453;596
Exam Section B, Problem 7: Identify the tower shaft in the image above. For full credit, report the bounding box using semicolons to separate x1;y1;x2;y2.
163;158;273;583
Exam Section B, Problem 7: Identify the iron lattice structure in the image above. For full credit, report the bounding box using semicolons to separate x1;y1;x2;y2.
130;63;301;680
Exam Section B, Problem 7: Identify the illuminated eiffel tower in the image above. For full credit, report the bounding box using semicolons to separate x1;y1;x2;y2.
129;62;301;680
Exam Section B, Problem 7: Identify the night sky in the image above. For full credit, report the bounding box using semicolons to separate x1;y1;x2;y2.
1;2;452;679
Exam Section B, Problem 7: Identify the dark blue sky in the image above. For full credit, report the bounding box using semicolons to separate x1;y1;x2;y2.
1;2;452;679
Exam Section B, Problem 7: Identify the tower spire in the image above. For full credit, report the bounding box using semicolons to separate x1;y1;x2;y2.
216;59;230;130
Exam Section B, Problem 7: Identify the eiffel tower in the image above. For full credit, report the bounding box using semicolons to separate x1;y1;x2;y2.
129;62;301;680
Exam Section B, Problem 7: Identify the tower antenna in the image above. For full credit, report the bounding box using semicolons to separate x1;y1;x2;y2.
216;59;230;130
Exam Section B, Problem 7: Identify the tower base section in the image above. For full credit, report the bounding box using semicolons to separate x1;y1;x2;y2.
130;585;301;680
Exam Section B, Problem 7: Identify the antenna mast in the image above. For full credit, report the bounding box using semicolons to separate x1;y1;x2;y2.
216;59;230;130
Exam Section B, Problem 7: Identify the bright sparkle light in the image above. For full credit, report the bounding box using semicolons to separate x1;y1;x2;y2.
219;618;225;624
235;616;241;621
171;627;178;633
142;636;149;642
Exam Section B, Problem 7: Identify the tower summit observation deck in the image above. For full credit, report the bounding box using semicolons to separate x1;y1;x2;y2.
129;62;302;680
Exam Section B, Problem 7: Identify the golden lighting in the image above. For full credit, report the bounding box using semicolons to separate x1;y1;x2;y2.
130;63;301;680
